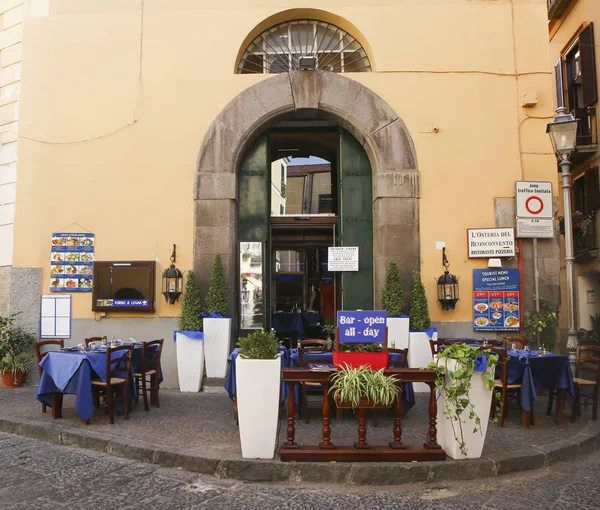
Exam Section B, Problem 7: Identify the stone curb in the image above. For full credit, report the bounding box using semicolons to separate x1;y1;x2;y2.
1;415;599;485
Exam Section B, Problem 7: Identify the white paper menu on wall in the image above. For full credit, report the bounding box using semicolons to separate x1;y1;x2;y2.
40;295;71;339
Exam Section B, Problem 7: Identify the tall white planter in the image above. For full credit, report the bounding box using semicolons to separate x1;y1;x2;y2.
236;356;281;459
176;332;205;392
408;329;437;392
203;317;232;378
436;358;494;460
387;317;410;349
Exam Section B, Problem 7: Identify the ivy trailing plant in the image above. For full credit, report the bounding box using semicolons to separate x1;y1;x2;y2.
205;254;229;317
237;329;281;360
410;270;431;331
382;260;404;317
329;364;401;409
428;343;499;456
523;296;558;350
178;270;203;331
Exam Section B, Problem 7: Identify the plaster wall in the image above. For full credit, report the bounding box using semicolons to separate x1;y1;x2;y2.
8;1;560;364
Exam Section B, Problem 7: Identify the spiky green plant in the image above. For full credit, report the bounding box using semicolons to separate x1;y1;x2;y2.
178;270;203;331
329;364;401;409
205;254;229;316
409;270;431;331
382;260;404;316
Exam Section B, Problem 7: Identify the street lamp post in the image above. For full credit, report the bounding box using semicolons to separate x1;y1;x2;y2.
546;107;579;364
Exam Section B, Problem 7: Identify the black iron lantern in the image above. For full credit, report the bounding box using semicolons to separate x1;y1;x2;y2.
162;244;183;305
437;248;459;310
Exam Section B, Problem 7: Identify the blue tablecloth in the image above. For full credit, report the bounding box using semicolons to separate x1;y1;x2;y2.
288;350;416;414
225;346;289;403
36;344;162;422
272;313;305;338
506;350;575;412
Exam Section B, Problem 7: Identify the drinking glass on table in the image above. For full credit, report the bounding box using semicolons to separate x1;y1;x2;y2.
511;342;517;351
78;343;84;352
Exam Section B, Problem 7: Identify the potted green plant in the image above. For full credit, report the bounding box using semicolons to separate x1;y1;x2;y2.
408;270;436;392
523;296;558;350
382;260;409;350
429;343;498;459
175;270;205;392
203;254;232;378
329;365;400;409
0;314;36;388
577;314;600;347
235;329;281;459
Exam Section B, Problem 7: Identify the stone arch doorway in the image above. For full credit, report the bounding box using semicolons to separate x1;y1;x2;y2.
195;71;419;334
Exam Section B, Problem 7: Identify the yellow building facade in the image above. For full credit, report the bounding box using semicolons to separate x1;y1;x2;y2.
0;0;561;386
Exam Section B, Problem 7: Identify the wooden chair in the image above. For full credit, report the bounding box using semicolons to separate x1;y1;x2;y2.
388;348;408;368
85;337;104;347
571;345;600;422
134;339;164;411
504;337;527;350
297;339;330;423
91;344;134;424
33;340;64;415
490;347;523;427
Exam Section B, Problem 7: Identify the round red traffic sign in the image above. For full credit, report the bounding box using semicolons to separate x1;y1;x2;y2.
525;196;544;215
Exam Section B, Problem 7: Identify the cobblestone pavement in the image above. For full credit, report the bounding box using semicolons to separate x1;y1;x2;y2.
0;386;593;462
1;432;600;509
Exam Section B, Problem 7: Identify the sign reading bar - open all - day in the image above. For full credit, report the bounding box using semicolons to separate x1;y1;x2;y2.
328;246;359;271
337;310;386;342
467;228;515;258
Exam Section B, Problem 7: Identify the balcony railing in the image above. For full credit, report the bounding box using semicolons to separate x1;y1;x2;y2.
573;212;598;260
547;0;572;19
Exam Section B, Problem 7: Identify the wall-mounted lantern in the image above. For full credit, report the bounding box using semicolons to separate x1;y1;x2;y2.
161;244;183;305
437;247;459;310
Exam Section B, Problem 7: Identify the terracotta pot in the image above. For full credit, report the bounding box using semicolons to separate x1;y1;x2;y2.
332;351;389;370
1;369;25;388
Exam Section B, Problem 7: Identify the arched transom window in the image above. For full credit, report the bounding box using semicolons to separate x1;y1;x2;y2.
237;20;372;74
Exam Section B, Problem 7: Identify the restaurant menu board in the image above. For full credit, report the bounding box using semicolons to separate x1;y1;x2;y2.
50;233;94;293
473;269;520;332
337;310;386;342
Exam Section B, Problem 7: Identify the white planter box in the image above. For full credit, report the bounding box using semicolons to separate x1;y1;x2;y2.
387;317;410;349
203;317;232;378
176;332;205;392
408;330;437;393
236;356;281;459
436;358;493;460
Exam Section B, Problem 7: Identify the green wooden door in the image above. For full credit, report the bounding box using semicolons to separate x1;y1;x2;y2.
339;129;374;310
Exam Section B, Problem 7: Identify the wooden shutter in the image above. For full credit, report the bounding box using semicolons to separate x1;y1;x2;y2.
585;167;600;212
554;59;565;109
580;23;598;107
339;129;374;311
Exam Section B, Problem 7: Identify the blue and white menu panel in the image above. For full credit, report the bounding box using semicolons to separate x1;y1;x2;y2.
50;233;94;292
473;269;520;332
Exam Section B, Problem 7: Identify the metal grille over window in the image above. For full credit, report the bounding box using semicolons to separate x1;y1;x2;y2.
237;20;371;74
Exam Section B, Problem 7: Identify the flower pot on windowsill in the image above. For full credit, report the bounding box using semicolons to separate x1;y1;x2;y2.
332;351;389;370
1;369;25;388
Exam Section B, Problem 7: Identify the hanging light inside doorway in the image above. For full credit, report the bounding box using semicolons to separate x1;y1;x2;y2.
437;248;459;310
162;244;183;305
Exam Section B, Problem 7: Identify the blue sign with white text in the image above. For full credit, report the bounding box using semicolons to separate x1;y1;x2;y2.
337;310;387;343
473;269;520;332
113;299;149;307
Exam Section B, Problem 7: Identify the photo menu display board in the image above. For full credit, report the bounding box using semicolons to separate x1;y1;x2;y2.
473;269;520;332
50;233;94;293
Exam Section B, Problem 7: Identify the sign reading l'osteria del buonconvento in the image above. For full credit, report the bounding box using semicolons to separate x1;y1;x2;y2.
467;228;515;258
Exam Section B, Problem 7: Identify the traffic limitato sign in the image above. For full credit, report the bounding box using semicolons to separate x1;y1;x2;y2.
515;181;553;219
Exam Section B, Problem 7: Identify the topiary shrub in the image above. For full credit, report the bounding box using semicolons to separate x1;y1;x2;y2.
178;270;203;331
205;254;229;317
237;329;280;360
410;270;431;331
382;260;404;316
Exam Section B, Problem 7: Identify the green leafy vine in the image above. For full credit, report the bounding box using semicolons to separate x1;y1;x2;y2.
428;343;499;456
